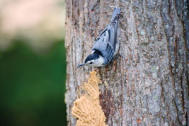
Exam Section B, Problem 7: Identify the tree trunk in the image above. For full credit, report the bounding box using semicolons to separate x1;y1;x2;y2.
65;0;189;126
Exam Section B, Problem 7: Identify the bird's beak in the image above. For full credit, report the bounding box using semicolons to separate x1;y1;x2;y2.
77;63;85;68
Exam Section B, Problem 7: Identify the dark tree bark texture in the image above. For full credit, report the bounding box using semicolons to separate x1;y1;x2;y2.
65;0;189;125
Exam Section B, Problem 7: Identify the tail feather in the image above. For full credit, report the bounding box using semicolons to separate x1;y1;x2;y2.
111;8;121;22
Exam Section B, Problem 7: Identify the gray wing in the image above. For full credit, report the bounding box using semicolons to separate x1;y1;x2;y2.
92;8;120;64
92;22;118;64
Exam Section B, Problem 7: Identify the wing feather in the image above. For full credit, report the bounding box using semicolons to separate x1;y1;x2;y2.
92;25;115;64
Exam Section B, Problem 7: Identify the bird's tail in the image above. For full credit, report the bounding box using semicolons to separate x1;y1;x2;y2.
111;8;121;22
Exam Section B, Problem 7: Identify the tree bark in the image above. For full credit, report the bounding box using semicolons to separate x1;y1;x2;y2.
65;0;189;126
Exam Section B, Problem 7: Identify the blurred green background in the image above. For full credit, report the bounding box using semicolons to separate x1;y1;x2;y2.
0;0;67;126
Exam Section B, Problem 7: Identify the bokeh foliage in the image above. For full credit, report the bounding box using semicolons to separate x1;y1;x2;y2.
0;38;67;126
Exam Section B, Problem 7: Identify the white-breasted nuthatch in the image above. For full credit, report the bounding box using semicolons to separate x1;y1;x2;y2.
78;8;120;67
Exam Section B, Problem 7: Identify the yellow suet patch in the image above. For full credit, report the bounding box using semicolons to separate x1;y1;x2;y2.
72;71;106;126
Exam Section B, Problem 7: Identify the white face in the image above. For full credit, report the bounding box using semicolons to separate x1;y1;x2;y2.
86;60;94;66
86;56;105;67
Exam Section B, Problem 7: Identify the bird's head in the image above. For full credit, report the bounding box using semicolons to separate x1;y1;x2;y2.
77;51;104;68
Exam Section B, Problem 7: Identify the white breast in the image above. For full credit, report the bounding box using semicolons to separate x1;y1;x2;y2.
94;56;105;67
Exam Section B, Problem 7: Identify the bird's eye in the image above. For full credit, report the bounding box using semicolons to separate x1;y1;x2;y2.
89;62;93;64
